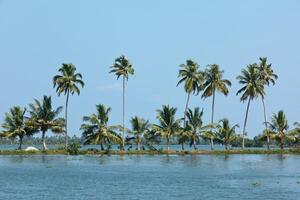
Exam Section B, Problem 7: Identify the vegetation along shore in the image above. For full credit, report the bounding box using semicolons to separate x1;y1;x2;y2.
1;56;300;155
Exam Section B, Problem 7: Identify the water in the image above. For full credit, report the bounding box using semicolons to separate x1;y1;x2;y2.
0;154;299;200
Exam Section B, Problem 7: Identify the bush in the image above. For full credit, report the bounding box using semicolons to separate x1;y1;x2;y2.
67;142;81;155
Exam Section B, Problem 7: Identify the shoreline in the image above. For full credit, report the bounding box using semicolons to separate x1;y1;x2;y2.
0;149;300;155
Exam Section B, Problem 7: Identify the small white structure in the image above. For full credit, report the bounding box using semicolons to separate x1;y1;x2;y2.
25;146;39;151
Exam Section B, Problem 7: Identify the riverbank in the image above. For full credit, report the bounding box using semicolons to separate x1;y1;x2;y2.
1;149;300;155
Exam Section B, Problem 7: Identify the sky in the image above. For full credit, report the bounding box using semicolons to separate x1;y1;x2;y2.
0;0;300;138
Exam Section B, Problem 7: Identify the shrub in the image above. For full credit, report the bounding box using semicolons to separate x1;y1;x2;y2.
67;142;81;155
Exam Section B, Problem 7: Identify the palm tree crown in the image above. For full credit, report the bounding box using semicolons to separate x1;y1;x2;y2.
1;106;36;149
29;96;65;150
215;118;239;150
81;104;121;150
110;55;135;80
257;57;278;86
152;105;180;151
53;63;84;96
177;59;203;94
236;64;265;101
269;110;289;149
128;116;150;150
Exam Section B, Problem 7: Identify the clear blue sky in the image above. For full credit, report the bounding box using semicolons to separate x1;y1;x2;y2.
0;0;300;138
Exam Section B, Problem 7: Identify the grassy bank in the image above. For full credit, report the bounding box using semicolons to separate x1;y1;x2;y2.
1;149;300;155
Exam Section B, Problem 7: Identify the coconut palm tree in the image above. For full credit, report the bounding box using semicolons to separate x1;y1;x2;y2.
185;107;211;149
256;57;278;150
28;96;65;150
177;59;203;128
269;110;289;150
202;64;231;149
237;64;264;149
110;55;134;150
128;116;150;151
1;106;36;150
215;118;239;150
53;63;84;149
152;105;180;151
81;104;122;150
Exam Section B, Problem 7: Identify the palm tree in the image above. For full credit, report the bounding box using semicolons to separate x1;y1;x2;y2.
237;64;264;149
53;63;84;148
215;118;239;150
185;107;211;149
152;105;180;152
177;59;203;128
110;55;134;150
1;106;36;150
81;104;122;150
269;110;289;150
128;116;150;151
202;64;231;149
256;57;278;150
29;96;65;150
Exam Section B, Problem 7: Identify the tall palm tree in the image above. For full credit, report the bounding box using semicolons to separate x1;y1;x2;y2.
81;104;121;150
152;105;180;151
1;106;36;150
237;64;264;149
110;55;134;150
185;107;211;149
128;116;150;151
29;96;65;150
177;59;203;128
256;57;278;150
269;110;289;150
202;64;231;149
215;118;239;150
53;63;84;148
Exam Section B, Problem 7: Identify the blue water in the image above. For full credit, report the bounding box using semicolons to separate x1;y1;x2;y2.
0;154;299;200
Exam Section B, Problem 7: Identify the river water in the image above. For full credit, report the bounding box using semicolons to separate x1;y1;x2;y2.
0;154;299;199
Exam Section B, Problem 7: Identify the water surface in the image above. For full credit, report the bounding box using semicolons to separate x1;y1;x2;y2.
0;154;299;199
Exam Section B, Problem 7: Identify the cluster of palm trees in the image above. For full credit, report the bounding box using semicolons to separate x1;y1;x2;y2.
1;55;299;151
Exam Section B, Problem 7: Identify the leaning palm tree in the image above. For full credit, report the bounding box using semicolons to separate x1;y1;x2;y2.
237;64;264;149
128;116;150;151
152;105;180;152
185;107;211;149
109;55;134;150
1;106;36;150
215;118;239;150
256;57;278;150
81;104;122;150
177;59;203;128
53;63;84;148
202;64;231;149
29;96;65;150
269;110;289;150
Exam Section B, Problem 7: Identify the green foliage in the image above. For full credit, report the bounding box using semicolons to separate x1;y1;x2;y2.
109;55;134;81
81;104;122;150
67;142;81;155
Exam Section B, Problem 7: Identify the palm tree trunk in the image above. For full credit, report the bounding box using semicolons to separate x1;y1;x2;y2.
122;76;125;150
242;98;251;150
18;136;23;150
280;133;284;150
210;137;214;150
100;143;104;151
262;97;270;150
210;90;216;150
193;139;197;150
166;137;170;152
137;136;141;151
42;131;48;151
181;92;191;151
184;92;191;127
65;90;70;149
